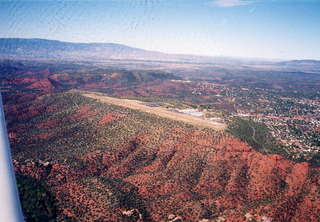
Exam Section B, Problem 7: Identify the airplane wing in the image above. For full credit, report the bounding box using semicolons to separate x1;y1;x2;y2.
0;93;24;222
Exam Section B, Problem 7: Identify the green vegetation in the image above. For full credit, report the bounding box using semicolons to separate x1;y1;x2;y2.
9;90;198;165
2;58;320;222
60;68;179;87
119;95;198;109
227;117;286;156
16;174;58;222
9;91;203;220
100;178;149;215
309;153;320;168
10;92;101;163
227;117;320;167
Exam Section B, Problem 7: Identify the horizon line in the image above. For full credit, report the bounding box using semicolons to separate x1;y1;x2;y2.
0;36;319;62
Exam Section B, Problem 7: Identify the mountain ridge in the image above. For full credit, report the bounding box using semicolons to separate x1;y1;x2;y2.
0;38;177;62
1;38;320;66
8;91;320;222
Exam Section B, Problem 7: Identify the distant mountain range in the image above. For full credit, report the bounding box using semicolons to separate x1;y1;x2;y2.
0;38;320;72
0;38;222;63
0;38;168;61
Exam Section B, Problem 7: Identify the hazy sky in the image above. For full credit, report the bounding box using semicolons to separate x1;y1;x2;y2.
0;0;319;59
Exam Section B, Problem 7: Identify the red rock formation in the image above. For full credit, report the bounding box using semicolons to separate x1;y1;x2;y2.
14;130;320;222
11;106;320;222
26;78;55;91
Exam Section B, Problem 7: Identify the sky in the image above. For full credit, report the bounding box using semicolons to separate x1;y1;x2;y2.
0;0;319;60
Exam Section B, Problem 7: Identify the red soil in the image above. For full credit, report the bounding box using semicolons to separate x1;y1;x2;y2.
70;105;97;120
26;78;55;91
35;133;53;140
12;117;320;222
99;113;126;125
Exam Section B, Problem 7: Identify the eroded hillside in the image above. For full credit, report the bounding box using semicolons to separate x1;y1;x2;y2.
6;92;320;222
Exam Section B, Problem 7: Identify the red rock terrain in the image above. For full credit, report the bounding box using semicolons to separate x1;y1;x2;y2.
26;78;55;91
2;63;318;221
7;91;319;221
14;129;320;222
